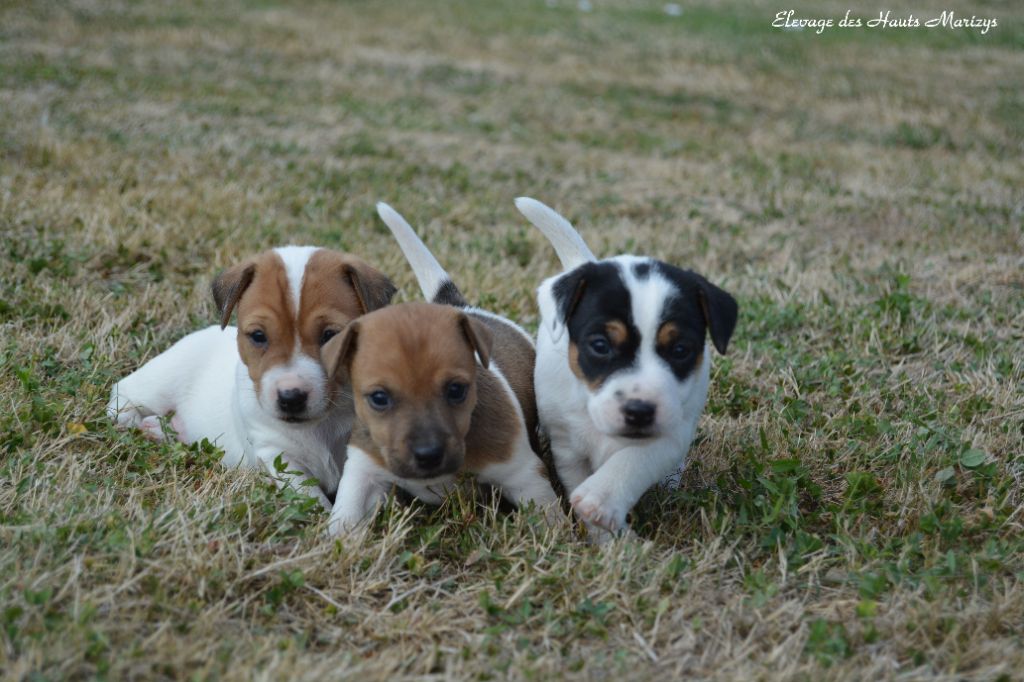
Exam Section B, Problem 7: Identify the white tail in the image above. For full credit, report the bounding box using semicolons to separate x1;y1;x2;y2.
514;197;596;270
376;202;452;302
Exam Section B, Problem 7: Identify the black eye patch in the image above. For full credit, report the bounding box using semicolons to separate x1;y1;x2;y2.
654;320;705;381
651;261;737;356
648;260;739;380
555;263;640;388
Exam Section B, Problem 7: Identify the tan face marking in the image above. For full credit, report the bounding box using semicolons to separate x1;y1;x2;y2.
565;315;634;391
656;321;679;349
568;341;606;392
568;342;585;382
656;321;703;371
336;303;489;479
605;320;628;347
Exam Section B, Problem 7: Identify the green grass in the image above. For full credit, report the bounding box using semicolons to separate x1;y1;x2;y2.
2;0;1023;678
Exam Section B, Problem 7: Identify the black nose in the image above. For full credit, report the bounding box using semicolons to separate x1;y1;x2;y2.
622;400;656;428
411;442;445;470
277;388;308;415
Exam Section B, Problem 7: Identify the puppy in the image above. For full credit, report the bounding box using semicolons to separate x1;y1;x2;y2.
323;205;558;533
108;246;396;507
515;198;738;541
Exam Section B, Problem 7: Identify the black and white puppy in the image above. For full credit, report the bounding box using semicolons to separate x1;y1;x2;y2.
515;198;738;541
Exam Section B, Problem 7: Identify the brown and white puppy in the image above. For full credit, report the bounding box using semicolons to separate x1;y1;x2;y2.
108;246;396;507
323;205;558;533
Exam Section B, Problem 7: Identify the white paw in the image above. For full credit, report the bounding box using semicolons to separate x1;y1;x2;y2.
135;414;188;443
139;416;169;442
570;482;628;534
326;499;373;537
109;402;145;430
584;524;617;545
326;510;363;538
169;414;188;442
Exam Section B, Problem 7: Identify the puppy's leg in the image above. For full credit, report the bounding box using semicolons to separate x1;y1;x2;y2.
327;446;391;535
570;441;684;539
109;370;176;430
547;445;596;533
108;339;198;429
477;442;563;524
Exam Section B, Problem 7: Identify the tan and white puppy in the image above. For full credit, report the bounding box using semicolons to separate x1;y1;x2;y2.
323;206;557;533
108;246;396;507
516;198;738;542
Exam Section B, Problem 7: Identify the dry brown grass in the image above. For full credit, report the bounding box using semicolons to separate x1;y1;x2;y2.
2;0;1023;679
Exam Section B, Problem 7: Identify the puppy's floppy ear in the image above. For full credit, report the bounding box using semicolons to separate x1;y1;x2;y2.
321;320;361;382
458;313;493;369
211;261;256;329
548;263;590;340
342;257;397;314
696;277;738;355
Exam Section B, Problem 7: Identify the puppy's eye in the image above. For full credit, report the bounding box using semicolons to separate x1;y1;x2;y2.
248;330;268;346
445;382;468;405
366;390;392;411
588;336;611;356
669;342;693;359
320;328;338;346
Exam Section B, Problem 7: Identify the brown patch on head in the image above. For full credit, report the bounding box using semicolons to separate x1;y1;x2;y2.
327;302;488;479
605;319;628;347
230;251;295;393
297;250;396;362
220;248;396;403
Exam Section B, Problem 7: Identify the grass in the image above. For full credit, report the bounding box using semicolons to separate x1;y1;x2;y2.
1;0;1022;678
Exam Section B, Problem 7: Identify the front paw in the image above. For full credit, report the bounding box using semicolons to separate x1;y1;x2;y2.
109;402;144;430
326;513;357;538
138;416;169;442
570;482;627;534
326;503;370;537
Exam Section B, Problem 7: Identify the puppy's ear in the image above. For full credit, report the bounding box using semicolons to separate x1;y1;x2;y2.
548;264;590;340
458;314;493;369
211;261;256;329
696;277;738;355
342;258;397;314
321;320;361;382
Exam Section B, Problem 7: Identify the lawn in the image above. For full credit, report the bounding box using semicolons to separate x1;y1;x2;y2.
1;0;1022;678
